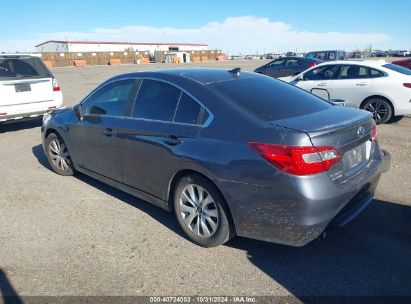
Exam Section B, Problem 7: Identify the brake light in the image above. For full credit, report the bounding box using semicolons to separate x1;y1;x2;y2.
52;78;60;91
248;143;341;176
403;83;411;88
372;120;378;141
307;62;318;68
0;112;7;116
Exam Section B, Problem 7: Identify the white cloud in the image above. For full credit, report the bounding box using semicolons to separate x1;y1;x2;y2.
0;16;391;53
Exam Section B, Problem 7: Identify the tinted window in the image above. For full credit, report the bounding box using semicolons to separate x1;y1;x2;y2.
383;64;411;75
210;77;331;121
83;79;135;116
267;59;286;67
303;65;339;81
0;57;50;80
174;93;202;124
285;59;301;67
370;68;384;78
133;80;181;121
338;65;368;79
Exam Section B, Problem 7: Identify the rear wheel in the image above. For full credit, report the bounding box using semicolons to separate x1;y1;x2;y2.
45;133;75;176
362;98;392;124
173;174;233;247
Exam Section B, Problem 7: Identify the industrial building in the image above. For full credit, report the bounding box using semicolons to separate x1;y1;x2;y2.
35;40;208;55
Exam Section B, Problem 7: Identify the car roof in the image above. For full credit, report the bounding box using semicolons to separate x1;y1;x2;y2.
0;53;41;58
316;60;387;67
116;68;257;85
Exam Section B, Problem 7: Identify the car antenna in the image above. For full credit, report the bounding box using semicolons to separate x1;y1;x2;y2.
228;67;241;77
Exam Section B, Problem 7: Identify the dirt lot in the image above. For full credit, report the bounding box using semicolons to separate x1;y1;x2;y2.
0;60;410;300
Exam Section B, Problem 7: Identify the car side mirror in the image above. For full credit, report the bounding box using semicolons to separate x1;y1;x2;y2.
74;104;84;121
296;74;304;81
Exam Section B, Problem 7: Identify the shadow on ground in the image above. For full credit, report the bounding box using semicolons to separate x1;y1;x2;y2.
0;268;22;304
32;143;411;300
0;118;42;133
226;200;411;300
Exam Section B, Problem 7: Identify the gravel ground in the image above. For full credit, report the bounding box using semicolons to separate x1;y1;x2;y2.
0;60;410;301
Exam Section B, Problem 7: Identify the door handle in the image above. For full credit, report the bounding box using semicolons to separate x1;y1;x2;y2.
163;135;182;146
103;128;115;137
356;82;367;86
317;82;327;87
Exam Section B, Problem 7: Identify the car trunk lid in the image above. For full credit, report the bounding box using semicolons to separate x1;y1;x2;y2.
270;106;375;183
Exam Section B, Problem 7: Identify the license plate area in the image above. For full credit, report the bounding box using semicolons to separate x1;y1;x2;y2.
15;83;31;92
343;141;371;174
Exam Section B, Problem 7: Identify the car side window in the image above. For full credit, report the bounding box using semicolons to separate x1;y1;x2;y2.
338;65;368;80
174;93;203;124
132;79;181;121
369;68;384;78
267;59;286;67
303;65;339;81
82;79;136;116
285;59;300;67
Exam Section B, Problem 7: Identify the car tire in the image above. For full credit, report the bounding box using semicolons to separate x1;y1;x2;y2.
362;98;392;124
173;174;233;247
45;132;75;176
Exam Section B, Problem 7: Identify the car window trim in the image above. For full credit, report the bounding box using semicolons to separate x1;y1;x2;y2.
129;77;214;127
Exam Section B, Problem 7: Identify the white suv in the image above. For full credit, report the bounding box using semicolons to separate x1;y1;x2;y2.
0;54;63;123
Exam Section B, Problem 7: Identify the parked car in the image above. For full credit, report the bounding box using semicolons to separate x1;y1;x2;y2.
279;60;411;124
0;54;63;123
41;68;390;247
254;56;322;78
371;50;387;57
305;50;347;61
393;58;411;70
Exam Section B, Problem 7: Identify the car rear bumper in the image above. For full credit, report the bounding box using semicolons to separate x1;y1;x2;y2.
218;144;390;247
0;99;63;122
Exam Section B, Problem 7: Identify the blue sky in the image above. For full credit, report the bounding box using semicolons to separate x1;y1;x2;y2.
1;0;410;53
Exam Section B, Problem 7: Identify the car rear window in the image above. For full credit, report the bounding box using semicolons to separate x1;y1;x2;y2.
383;64;411;75
210;76;331;121
0;57;51;80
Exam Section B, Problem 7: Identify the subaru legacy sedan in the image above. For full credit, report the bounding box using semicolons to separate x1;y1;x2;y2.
41;68;390;247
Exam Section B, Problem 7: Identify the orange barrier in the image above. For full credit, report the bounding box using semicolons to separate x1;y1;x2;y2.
217;56;226;61
43;60;53;68
172;56;181;64
109;58;121;65
74;59;87;67
201;56;209;62
192;56;201;63
139;57;150;64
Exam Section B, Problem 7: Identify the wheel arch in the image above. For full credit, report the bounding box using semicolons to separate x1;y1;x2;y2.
167;169;237;234
360;95;395;116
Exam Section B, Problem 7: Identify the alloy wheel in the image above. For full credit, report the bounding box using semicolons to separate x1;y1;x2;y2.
364;100;389;124
48;138;71;171
178;184;219;238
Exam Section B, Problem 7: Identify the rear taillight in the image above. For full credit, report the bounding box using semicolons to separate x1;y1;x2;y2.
403;83;411;89
307;62;317;68
248;143;341;176
52;78;60;91
0;112;7;116
372;120;378;141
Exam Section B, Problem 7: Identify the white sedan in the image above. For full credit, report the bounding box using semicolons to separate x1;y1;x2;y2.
280;60;411;123
0;54;63;123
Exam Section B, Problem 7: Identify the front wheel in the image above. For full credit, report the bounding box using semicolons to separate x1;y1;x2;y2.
45;133;75;176
362;98;392;124
173;174;233;247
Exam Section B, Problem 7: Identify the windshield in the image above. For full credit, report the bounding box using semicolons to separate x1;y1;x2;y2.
210;76;331;121
383;63;411;75
0;57;51;80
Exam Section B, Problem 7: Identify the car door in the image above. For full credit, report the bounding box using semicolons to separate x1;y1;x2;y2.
262;58;287;78
294;64;340;100
68;79;138;181
116;79;209;201
327;65;373;108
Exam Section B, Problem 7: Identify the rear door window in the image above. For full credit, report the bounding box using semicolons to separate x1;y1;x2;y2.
132;80;181;121
369;68;384;78
0;57;50;80
337;65;368;79
174;93;202;124
267;58;286;67
285;59;301;67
